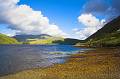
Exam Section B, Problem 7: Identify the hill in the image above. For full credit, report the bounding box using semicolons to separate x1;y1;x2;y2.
0;34;19;44
13;34;81;45
13;34;52;42
53;38;82;45
86;16;120;41
84;16;120;47
27;37;64;45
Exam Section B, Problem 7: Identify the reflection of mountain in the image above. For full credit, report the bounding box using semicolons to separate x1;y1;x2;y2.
79;16;120;47
0;34;19;44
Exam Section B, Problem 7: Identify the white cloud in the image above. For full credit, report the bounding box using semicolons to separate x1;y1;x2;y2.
78;13;105;27
73;13;105;40
0;0;67;37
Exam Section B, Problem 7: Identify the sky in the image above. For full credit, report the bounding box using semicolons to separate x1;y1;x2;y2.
0;0;120;40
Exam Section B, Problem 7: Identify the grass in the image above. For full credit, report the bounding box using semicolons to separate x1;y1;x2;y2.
29;39;54;44
0;48;120;79
0;34;20;44
86;31;120;47
24;37;64;45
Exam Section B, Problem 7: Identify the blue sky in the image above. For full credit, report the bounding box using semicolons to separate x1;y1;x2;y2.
18;0;87;34
0;0;119;39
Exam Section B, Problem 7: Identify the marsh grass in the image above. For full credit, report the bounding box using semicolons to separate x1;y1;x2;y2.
0;48;120;79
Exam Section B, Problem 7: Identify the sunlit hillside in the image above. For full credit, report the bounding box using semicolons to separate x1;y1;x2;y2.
0;34;19;44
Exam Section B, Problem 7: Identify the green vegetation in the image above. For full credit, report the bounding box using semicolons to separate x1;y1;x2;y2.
76;16;120;47
87;31;120;47
13;34;81;45
23;37;64;45
53;38;81;45
1;17;120;46
27;38;81;45
86;16;120;41
13;34;62;45
0;34;20;44
1;48;120;79
13;34;52;42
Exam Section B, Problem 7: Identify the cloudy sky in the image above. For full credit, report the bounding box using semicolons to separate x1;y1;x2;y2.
0;0;120;39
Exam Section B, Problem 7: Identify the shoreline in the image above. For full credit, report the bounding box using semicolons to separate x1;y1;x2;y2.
0;48;120;79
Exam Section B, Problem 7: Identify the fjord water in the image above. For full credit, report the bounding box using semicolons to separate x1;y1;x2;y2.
0;45;89;76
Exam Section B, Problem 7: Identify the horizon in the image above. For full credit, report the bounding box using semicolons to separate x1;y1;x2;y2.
0;0;120;40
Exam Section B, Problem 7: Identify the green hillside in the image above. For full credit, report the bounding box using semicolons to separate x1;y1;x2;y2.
53;38;81;45
0;34;19;44
86;31;120;47
13;34;81;45
86;16;120;41
13;34;52;42
26;37;64;45
76;16;120;47
23;37;80;45
86;16;120;47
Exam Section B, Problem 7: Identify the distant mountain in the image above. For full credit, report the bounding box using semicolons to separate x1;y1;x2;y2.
0;33;19;44
53;38;81;45
13;34;81;45
13;34;52;42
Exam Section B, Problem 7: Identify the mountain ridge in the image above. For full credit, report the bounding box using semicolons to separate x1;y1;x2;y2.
86;16;120;41
83;16;120;47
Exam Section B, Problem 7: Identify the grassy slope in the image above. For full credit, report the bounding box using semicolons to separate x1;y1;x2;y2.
1;48;120;79
86;16;120;41
87;31;120;47
13;34;52;42
29;39;54;44
13;34;81;45
24;37;80;45
53;38;81;45
0;34;19;44
76;16;120;47
25;37;64;45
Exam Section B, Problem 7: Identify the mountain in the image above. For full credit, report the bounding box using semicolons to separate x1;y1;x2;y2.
53;38;81;45
13;34;81;45
86;16;120;41
85;16;120;47
13;34;52;42
0;33;19;44
27;37;80;45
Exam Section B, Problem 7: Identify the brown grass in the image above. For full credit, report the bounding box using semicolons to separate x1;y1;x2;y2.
0;48;120;79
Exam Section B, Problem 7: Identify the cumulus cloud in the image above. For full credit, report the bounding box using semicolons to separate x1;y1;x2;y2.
78;14;105;27
74;0;120;40
74;14;105;40
0;0;67;37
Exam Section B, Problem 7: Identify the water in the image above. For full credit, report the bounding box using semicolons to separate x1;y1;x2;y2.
0;45;90;76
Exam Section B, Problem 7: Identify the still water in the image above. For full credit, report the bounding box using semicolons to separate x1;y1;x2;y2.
0;45;90;76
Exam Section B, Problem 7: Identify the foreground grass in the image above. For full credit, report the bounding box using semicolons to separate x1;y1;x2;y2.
0;48;120;79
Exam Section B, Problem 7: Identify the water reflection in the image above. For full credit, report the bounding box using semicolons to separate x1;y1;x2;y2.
0;45;89;76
